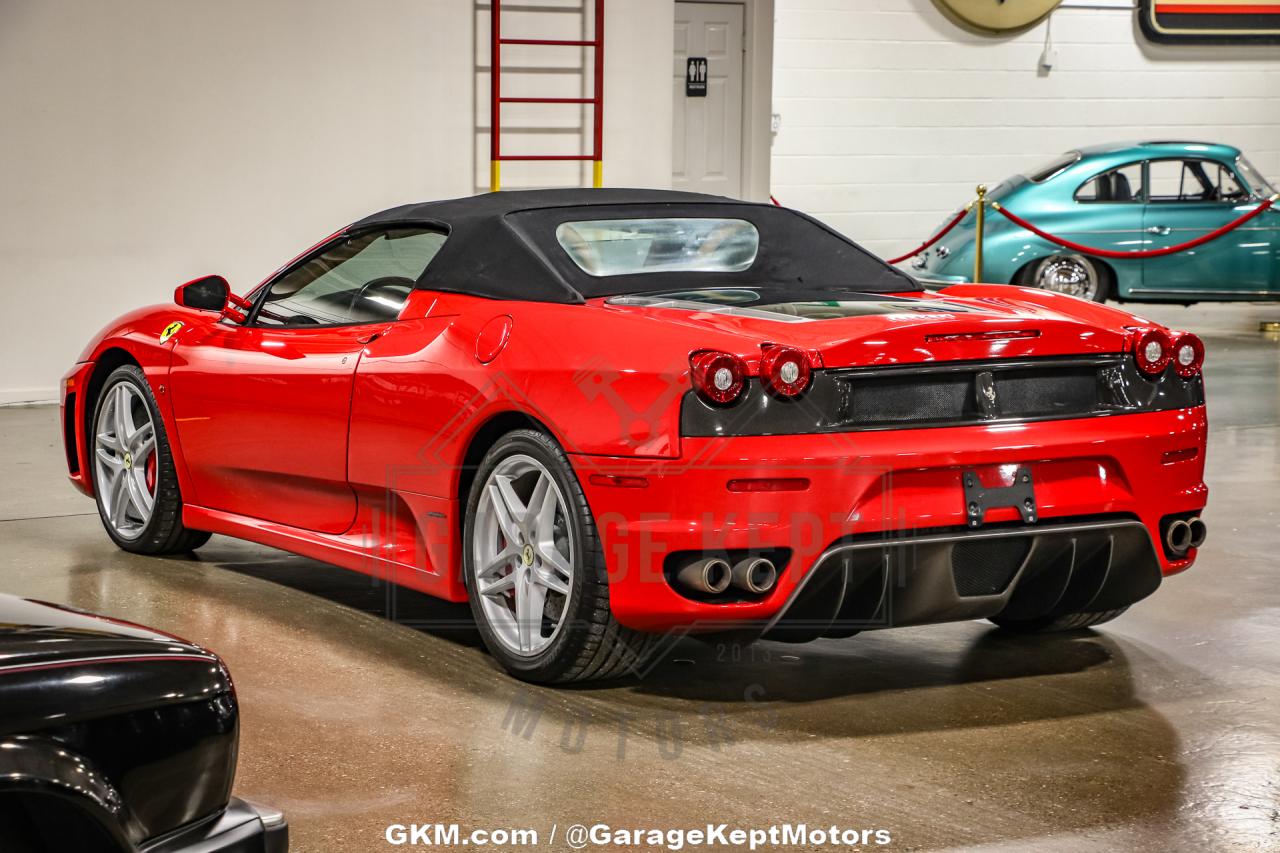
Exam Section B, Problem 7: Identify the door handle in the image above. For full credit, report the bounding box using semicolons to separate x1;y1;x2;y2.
1146;225;1172;236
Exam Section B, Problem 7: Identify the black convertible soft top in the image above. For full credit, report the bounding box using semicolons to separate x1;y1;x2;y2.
354;188;919;304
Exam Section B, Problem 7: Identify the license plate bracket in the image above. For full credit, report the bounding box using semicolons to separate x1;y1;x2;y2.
963;467;1036;528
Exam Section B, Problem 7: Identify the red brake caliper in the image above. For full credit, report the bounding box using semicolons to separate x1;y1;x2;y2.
145;452;157;494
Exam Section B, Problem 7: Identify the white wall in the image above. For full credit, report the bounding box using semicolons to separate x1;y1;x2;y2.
0;0;674;403
771;0;1280;260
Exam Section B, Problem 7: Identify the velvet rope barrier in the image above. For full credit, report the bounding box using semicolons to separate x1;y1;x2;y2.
991;194;1278;260
886;203;974;265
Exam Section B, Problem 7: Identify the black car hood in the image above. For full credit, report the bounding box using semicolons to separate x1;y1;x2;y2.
0;595;230;734
0;595;207;662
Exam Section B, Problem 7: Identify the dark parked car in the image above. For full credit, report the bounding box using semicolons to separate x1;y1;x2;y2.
0;595;286;853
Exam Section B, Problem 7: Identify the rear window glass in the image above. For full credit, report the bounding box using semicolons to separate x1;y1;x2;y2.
555;218;759;277
1027;152;1080;183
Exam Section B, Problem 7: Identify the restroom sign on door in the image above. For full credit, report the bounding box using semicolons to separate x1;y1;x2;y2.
686;57;708;97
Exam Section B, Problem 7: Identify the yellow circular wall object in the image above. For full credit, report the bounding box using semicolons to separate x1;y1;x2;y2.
935;0;1062;33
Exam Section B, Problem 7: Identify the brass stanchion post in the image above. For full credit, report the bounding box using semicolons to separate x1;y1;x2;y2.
974;184;987;283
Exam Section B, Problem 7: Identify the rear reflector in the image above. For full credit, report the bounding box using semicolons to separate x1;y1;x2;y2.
588;474;649;488
727;478;810;492
1161;447;1199;465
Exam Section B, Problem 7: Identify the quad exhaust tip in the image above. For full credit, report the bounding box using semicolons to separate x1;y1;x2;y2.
1166;519;1192;554
673;555;778;597
731;557;777;595
675;557;732;595
1187;517;1207;549
1166;516;1207;556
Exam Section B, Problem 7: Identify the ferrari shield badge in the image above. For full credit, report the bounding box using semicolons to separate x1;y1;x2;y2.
160;321;184;344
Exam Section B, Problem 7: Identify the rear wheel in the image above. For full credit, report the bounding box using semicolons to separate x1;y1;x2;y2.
989;606;1129;633
91;365;210;554
1027;254;1110;303
463;429;660;683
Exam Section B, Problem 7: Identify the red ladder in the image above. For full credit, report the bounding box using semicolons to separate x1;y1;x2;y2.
490;0;604;191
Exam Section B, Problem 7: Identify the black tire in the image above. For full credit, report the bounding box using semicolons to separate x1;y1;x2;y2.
1089;258;1115;304
90;365;210;555
989;606;1129;633
462;429;661;684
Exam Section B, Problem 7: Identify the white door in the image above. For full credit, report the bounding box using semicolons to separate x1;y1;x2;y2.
672;2;744;198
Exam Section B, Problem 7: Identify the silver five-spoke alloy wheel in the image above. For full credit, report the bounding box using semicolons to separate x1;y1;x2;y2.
94;382;157;540
1033;254;1100;300
471;454;575;657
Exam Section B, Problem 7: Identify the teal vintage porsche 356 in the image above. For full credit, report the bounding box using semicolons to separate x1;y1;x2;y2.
912;141;1279;303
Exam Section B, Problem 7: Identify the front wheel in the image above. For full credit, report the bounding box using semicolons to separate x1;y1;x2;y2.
90;365;210;554
1027;254;1110;303
462;429;659;683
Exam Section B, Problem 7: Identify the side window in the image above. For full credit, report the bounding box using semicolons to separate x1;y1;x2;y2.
1211;162;1249;203
256;227;447;327
1075;163;1143;203
1147;159;1242;203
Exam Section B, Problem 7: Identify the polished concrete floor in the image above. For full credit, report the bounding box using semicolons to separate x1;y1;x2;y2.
2;303;1278;852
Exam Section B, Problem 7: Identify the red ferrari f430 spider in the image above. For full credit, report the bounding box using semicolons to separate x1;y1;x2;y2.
63;190;1208;682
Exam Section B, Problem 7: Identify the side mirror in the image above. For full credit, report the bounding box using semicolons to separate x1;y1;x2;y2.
175;275;230;312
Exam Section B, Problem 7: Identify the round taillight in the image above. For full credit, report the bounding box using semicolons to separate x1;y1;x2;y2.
760;345;813;398
1170;331;1204;378
689;350;747;405
1133;328;1172;377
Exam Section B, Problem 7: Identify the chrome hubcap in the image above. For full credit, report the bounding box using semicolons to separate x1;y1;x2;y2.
94;382;157;539
472;455;574;657
1036;255;1098;299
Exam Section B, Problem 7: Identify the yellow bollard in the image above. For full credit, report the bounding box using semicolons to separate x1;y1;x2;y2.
973;184;987;283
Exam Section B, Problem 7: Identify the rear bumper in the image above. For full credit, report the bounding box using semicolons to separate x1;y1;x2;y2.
762;519;1160;642
574;406;1207;633
143;798;287;853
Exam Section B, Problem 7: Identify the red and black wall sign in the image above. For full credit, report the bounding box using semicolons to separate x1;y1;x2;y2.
1140;0;1280;43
